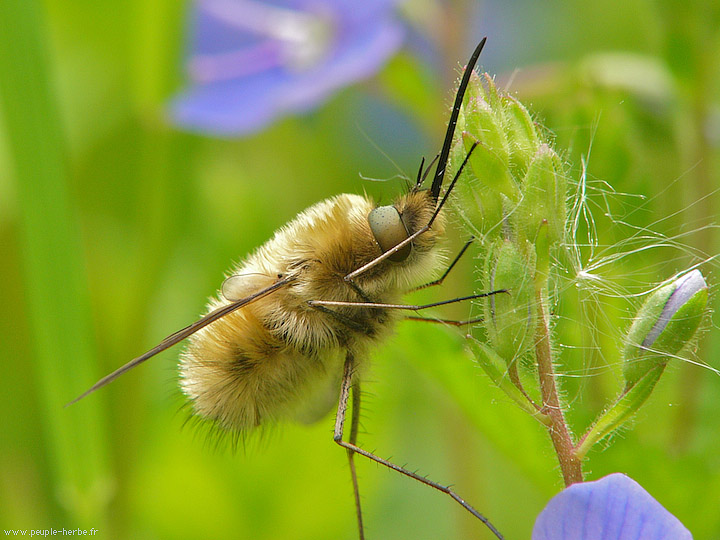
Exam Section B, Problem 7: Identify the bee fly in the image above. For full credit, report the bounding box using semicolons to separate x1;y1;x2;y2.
68;38;504;539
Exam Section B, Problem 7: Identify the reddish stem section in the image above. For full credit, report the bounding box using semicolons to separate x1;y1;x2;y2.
534;289;584;486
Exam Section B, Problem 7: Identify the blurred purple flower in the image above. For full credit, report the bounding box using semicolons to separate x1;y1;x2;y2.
170;0;405;136
533;473;692;540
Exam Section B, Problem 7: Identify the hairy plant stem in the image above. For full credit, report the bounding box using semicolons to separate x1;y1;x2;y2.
534;287;584;486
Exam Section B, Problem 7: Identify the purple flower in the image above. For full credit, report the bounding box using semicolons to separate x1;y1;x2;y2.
532;473;692;540
170;0;405;136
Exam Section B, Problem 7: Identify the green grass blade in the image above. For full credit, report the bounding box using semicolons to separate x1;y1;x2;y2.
0;0;111;525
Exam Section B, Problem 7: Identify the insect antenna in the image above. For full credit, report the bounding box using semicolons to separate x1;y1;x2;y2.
344;38;487;284
430;36;486;200
414;153;440;191
415;156;426;189
345;140;480;282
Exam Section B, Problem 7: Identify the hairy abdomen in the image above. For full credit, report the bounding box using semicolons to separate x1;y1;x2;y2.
179;192;441;432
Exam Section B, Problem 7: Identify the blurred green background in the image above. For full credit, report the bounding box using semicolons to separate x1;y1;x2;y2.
2;0;720;538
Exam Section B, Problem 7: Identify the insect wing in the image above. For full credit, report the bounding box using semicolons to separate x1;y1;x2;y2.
66;275;295;406
222;272;278;301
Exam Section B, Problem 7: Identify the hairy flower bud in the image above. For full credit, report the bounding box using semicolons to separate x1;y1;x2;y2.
514;144;566;245
479;239;536;365
623;270;708;387
450;70;566;247
577;270;709;456
503;94;540;177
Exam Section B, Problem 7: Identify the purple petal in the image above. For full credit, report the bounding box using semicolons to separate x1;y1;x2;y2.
331;0;405;25
189;1;259;58
170;12;403;135
532;474;692;540
188;0;401;63
643;270;707;346
170;70;291;135
279;18;404;113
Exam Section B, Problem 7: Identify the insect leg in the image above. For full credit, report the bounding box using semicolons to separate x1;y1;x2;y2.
309;289;506;312
405;315;483;326
335;353;365;540
349;380;364;539
411;236;475;291
311;303;372;334
313;292;486;327
334;353;504;539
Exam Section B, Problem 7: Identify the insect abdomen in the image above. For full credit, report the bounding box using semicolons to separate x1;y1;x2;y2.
180;303;346;430
180;192;444;432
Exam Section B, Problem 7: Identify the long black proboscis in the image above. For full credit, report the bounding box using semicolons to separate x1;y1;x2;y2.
429;37;487;200
65;276;293;407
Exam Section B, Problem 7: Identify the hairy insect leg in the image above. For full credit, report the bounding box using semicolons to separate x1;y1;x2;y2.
312;297;485;327
334;353;504;540
335;353;365;540
349;380;364;539
405;315;484;326
311;291;498;332
412;236;475;291
309;289;505;312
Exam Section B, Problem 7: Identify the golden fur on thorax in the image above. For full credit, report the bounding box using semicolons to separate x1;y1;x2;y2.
180;190;445;431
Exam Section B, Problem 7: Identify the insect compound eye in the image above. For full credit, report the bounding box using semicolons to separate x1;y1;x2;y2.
368;205;411;262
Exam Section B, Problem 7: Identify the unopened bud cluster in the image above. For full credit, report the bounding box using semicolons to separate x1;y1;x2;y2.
448;70;709;454
451;72;566;246
449;72;565;373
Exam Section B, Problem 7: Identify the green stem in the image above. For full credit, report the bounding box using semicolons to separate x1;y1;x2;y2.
468;337;552;426
576;364;665;459
534;287;583;486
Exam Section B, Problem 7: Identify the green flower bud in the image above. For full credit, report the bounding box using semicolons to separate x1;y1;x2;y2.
534;219;551;286
461;70;491;120
448;70;565;247
623;270;708;387
473;71;502;116
513;144;566;245
463;86;508;162
449;135;504;238
463;131;518;201
480;239;537;365
502;94;540;178
578;270;708;457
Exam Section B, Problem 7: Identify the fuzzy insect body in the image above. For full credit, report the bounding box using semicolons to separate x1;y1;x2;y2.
68;38;504;540
182;191;445;431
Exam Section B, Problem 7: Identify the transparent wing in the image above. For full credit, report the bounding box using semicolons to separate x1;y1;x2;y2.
65;275;294;406
221;272;277;301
